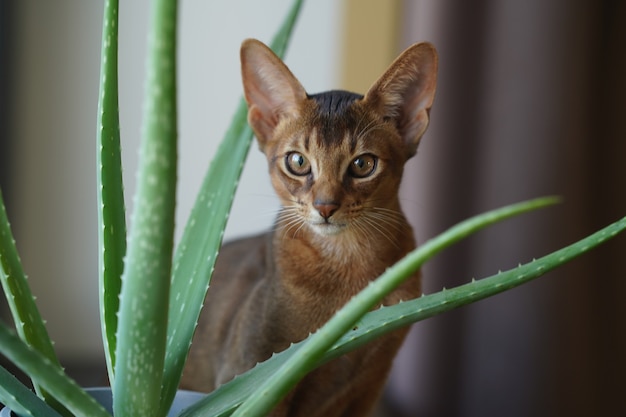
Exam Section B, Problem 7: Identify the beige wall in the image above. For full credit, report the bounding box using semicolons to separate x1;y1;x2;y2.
340;0;401;93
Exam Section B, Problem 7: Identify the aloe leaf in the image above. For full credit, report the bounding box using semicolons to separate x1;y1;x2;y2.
112;0;178;415
96;0;126;386
159;0;304;413
181;205;626;417
0;190;69;416
0;322;111;417
0;365;62;417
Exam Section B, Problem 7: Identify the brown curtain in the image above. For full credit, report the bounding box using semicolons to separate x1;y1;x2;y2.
383;1;626;416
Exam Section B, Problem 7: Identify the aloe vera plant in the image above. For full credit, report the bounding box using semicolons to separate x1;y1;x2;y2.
0;0;625;416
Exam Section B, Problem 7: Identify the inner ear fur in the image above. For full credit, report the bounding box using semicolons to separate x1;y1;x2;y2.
240;39;308;148
363;42;438;157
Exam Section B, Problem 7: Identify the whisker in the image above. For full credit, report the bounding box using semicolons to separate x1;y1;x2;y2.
365;215;405;236
276;212;301;228
348;218;375;254
365;209;406;231
357;215;400;249
291;219;307;238
363;218;398;248
352;217;374;242
274;205;307;239
276;218;301;238
363;205;406;223
366;206;405;220
275;215;300;228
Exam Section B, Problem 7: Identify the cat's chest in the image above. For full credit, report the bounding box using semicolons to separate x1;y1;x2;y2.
274;234;398;302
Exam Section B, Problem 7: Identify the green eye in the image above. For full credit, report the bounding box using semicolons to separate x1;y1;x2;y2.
349;154;377;178
285;152;311;176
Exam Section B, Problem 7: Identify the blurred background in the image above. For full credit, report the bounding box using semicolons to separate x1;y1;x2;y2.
1;1;625;416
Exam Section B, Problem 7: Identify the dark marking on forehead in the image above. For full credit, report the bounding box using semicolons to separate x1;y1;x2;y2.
308;90;363;116
307;90;364;148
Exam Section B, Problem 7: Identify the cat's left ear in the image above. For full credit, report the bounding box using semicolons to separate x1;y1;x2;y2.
363;42;438;157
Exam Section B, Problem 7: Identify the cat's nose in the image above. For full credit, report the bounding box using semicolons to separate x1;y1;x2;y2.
313;201;340;220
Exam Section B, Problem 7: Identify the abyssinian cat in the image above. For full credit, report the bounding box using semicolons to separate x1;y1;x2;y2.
181;39;438;416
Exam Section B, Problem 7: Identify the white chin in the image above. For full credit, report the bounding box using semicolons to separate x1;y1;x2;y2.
310;223;345;236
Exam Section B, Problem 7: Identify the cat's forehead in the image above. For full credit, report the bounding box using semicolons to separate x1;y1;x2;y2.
295;91;382;151
268;89;399;159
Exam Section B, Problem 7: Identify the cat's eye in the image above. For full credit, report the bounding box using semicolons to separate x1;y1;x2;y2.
349;154;377;178
285;152;311;176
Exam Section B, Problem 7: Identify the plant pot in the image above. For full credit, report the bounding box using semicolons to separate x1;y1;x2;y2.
0;387;204;416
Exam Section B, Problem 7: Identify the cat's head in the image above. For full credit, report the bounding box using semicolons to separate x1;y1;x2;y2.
240;39;437;239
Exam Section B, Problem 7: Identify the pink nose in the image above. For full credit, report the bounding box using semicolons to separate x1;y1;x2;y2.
313;201;339;219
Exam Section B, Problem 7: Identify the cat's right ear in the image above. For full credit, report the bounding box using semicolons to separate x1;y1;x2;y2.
240;39;307;149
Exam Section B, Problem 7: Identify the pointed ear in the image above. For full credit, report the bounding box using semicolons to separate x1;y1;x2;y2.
240;39;308;149
363;42;438;157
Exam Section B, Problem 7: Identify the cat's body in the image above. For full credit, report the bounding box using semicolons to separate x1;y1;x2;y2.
181;39;438;417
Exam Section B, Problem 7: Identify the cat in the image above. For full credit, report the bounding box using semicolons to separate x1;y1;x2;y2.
181;38;438;417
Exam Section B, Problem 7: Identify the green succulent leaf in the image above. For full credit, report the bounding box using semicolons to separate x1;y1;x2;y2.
111;0;178;415
0;322;111;417
0;365;63;417
0;191;68;416
96;0;126;386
